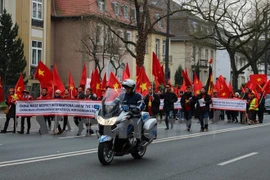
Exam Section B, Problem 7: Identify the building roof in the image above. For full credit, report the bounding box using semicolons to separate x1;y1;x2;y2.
51;0;167;34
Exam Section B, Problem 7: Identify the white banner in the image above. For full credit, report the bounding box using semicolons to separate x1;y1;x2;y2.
212;98;246;111
16;100;101;117
159;98;182;110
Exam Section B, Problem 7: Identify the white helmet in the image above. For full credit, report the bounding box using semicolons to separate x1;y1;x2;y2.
122;79;136;92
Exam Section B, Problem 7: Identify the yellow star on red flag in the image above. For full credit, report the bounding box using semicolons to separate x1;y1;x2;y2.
113;83;119;89
140;83;147;92
17;86;21;92
38;69;45;76
257;78;262;82
96;83;100;90
222;92;226;96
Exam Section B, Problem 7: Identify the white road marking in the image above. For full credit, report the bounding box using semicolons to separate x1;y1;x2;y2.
0;123;269;168
58;135;85;139
218;152;258;166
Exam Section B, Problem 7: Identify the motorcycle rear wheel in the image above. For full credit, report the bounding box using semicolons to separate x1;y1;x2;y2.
131;146;147;159
98;142;114;165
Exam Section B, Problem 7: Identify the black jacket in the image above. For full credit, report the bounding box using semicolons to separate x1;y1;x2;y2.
258;95;265;111
163;92;178;112
76;92;86;100
180;92;194;112
117;92;145;113
195;93;212;113
144;93;160;115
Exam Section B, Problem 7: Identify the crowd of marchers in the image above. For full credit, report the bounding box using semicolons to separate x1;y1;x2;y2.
0;84;265;135
144;84;265;132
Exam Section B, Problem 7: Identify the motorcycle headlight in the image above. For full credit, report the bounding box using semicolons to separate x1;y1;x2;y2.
97;116;117;126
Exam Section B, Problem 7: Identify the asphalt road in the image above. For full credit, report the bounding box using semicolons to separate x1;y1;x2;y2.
0;114;270;180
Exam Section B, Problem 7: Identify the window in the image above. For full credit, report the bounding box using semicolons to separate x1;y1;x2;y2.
97;0;105;12
155;39;160;57
96;25;102;44
32;0;42;20
122;5;129;18
156;14;163;28
210;50;214;59
124;32;131;49
205;49;208;60
0;0;4;14
162;40;166;56
112;2;119;16
145;38;148;54
192;21;197;32
31;41;42;66
131;8;136;20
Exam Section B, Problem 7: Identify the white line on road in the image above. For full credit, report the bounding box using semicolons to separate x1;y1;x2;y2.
0;123;269;168
58;135;85;139
218;152;258;166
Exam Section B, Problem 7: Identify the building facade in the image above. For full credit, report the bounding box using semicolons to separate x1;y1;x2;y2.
3;0;52;86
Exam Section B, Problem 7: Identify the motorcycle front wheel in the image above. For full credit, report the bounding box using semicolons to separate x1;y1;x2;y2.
131;146;147;159
98;142;114;165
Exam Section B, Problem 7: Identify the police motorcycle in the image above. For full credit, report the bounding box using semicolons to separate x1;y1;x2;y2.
95;88;157;165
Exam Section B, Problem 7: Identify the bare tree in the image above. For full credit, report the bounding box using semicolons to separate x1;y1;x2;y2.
77;17;126;78
96;0;189;68
186;0;270;89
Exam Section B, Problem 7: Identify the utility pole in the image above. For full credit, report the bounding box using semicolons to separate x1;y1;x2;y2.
165;0;170;84
265;12;268;75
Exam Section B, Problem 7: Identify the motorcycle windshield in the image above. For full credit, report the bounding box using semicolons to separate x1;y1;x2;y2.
101;88;125;118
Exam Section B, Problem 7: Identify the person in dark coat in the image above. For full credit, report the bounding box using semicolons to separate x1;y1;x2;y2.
144;87;160;118
258;92;265;123
52;89;63;135
163;84;178;130
17;90;33;134
74;86;86;127
180;86;194;131
195;87;212;132
1;88;17;133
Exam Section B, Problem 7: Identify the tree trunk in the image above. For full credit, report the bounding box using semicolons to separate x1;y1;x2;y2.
232;71;239;91
250;61;259;74
136;36;146;67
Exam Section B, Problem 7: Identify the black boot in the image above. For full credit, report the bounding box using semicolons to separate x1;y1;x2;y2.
17;131;24;134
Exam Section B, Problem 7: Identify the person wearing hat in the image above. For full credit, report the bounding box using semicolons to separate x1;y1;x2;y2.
195;87;212;132
17;90;33;134
1;88;17;133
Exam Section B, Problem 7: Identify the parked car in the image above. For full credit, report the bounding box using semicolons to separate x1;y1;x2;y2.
264;94;270;113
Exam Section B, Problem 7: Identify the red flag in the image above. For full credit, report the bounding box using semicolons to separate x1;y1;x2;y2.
68;72;78;98
219;79;230;98
152;52;162;77
158;65;165;85
0;77;4;102
101;73;107;90
250;74;267;85
126;63;130;78
228;82;234;95
245;80;256;91
91;68;102;98
136;65;142;81
34;61;53;87
155;76;160;93
15;74;25;99
182;70;192;87
262;80;270;96
136;68;151;96
79;63;87;89
52;64;65;95
107;72;121;89
241;86;245;93
179;83;186;92
193;72;203;95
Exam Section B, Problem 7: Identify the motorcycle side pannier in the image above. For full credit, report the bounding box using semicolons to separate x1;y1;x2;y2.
143;118;157;141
